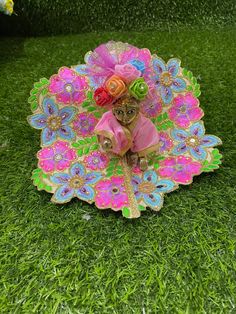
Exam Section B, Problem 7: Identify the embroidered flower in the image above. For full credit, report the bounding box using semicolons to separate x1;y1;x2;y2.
114;63;141;83
140;92;162;118
159;132;174;153
168;92;204;128
37;141;77;173
152;57;186;104
50;163;102;203
27;98;76;146
171;121;222;161
105;75;127;98
95;176;129;210
94;87;114;107
129;78;149;100
84;151;109;171
158;156;202;184
132;170;176;210
72;112;98;137
49;67;88;105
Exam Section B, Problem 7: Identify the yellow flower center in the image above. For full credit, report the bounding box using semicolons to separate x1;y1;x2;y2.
47;116;62;131
138;182;156;194
160;71;172;86
68;175;85;189
185;136;200;147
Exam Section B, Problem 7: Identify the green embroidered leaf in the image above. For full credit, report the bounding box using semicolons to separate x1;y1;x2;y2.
45;185;53;192
93;112;102;118
84;147;90;154
156;115;163;123
28;95;37;103
31;102;38;111
91;144;99;151
34;82;43;88
187;71;193;79
87;91;94;100
87;106;97;112
31;88;39;95
77;148;84;157
82;101;91;108
40;78;49;85
32;168;41;174
194;90;201;97
201;149;222;172
122;207;130;218
106;171;113;177
41;88;48;96
182;68;188;76
117;169;123;175
162;112;168;120
187;85;193;91
154;163;159;169
192;77;197;85
138;205;146;211
72;142;81;148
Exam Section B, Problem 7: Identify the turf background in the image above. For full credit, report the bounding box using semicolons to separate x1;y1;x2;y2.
0;14;236;314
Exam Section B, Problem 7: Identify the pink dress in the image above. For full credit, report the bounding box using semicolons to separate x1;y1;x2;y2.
94;111;159;156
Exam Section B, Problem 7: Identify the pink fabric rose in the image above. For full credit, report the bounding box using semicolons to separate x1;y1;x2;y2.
158;155;202;184
37;140;77;173
114;63;141;83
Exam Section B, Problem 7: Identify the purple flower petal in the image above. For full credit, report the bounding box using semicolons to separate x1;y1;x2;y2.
41;127;57;146
167;58;180;77
42;98;59;116
27;113;47;129
52;184;74;203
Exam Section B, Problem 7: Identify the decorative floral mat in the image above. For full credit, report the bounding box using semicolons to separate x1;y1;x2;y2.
27;41;222;218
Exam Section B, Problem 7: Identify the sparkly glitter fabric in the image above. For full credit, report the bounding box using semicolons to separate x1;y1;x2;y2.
27;41;222;218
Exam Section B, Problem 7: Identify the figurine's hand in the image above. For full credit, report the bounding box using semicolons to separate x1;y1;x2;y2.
101;138;113;151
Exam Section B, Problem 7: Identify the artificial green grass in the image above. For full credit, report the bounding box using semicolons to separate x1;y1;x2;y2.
1;0;236;36
0;27;236;313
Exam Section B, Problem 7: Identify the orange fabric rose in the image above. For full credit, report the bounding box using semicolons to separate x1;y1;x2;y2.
105;75;127;98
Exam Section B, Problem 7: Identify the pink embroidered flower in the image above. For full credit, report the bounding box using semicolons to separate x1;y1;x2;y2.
84;151;109;170
37;141;76;173
168;92;204;128
159;132;173;153
114;63;141;83
73;113;98;137
49;67;88;105
140;92;162;118
95;176;129;210
157;155;202;184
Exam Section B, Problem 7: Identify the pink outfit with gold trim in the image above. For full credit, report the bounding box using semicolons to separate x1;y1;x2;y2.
95;111;159;156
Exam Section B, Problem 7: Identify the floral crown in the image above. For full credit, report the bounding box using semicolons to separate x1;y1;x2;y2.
93;63;150;108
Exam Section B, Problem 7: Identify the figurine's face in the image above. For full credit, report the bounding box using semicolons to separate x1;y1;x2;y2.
112;102;139;125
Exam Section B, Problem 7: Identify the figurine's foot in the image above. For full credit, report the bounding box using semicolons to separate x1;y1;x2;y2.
127;152;139;167
139;157;148;171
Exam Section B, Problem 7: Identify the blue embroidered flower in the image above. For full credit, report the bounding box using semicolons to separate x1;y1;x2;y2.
152;57;186;105
171;121;222;161
129;59;146;74
132;170;176;210
50;162;102;203
27;98;76;146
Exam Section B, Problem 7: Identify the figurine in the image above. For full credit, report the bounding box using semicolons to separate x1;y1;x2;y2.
94;94;159;170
